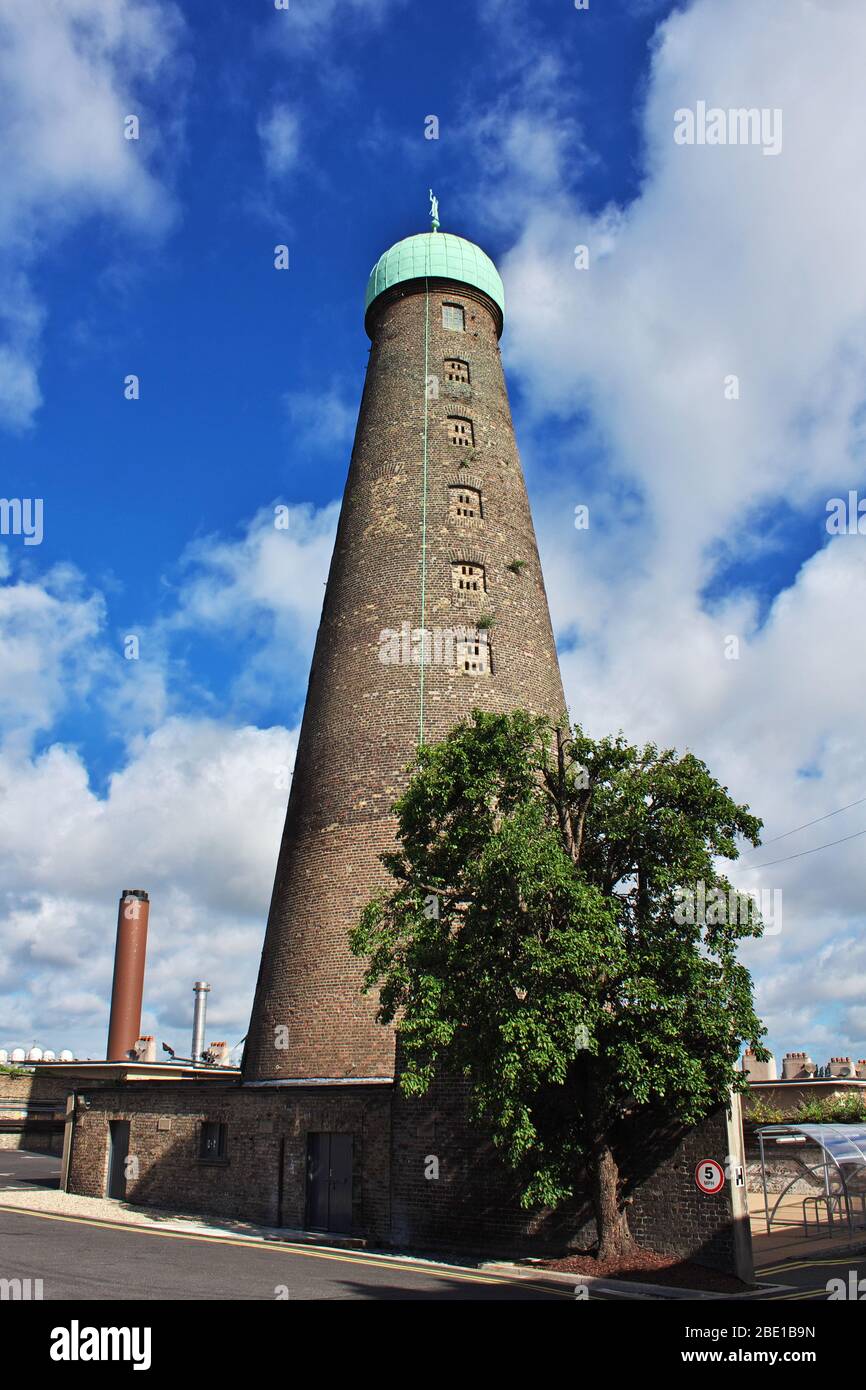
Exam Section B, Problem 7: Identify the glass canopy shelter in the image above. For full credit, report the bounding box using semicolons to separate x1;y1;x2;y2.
756;1124;866;1236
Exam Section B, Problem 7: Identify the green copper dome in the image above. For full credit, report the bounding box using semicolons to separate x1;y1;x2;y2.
364;232;505;327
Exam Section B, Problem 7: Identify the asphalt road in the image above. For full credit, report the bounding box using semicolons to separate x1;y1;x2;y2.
754;1247;866;1300
0;1207;577;1300
0;1152;570;1300
3;1151;862;1301
0;1148;61;1192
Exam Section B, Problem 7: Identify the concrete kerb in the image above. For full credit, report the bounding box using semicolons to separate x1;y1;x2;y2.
481;1260;792;1301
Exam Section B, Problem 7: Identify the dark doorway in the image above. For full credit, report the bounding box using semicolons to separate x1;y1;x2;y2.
306;1132;353;1233
106;1120;130;1200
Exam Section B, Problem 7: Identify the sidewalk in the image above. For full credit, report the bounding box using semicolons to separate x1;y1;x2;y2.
749;1188;866;1267
0;1184;365;1248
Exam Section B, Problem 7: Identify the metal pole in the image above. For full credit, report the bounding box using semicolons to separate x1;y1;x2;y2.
191;981;210;1062
726;1092;755;1283
759;1131;771;1234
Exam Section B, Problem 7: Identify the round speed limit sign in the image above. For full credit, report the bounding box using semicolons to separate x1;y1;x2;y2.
695;1159;725;1195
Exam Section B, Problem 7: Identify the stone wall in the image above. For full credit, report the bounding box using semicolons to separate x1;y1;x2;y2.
743;1081;866;1116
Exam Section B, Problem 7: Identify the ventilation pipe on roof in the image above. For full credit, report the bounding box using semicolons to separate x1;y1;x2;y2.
191;982;211;1063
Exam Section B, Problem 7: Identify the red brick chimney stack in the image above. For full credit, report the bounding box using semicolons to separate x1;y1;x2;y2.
106;890;150;1062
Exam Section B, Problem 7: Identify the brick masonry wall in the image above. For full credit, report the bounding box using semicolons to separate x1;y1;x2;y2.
0;1072;68;1152
390;1060;739;1270
66;1081;392;1239
622;1109;736;1270
244;276;568;1083
66;1079;743;1272
390;1069;596;1256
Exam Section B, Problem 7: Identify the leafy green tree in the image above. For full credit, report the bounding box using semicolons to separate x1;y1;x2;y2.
351;710;767;1260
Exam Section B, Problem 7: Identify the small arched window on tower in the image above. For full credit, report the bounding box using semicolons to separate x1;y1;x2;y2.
448;417;474;448
458;633;490;675
444;358;470;384
452;561;485;595
449;485;482;521
442;303;465;331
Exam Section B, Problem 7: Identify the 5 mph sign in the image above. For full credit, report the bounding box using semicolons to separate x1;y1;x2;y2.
695;1158;725;1195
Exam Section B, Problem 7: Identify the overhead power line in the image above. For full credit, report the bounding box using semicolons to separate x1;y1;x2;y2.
738;793;866;857
736;823;866;871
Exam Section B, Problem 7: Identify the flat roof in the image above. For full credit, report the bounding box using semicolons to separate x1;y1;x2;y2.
29;1061;239;1081
243;1077;393;1088
749;1077;866;1087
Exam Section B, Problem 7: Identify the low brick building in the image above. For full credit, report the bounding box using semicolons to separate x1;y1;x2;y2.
61;1071;750;1274
0;1060;232;1157
66;1080;391;1236
0;1071;68;1153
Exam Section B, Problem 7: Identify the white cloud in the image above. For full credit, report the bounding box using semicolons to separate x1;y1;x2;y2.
0;718;297;1058
0;498;339;1057
167;501;339;709
0;274;44;428
474;0;866;1062
257;103;301;179
0;0;187;430
267;0;402;52
283;383;357;453
0;564;108;755
502;0;866;583
451;26;589;238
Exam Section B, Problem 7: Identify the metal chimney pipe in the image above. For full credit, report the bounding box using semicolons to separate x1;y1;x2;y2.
191;981;211;1062
106;890;150;1061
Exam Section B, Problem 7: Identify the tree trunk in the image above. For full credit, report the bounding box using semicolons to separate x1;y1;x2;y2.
587;1135;637;1263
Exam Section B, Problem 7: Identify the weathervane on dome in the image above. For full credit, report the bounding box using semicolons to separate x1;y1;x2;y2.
429;188;440;232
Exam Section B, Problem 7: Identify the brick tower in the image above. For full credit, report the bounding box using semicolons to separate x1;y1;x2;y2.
243;211;567;1082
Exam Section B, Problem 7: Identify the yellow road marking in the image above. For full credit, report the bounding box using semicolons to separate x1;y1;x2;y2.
0;1204;572;1297
758;1253;865;1276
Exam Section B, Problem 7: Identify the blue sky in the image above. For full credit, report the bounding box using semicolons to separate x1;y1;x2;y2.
3;0;664;775
2;0;866;1069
